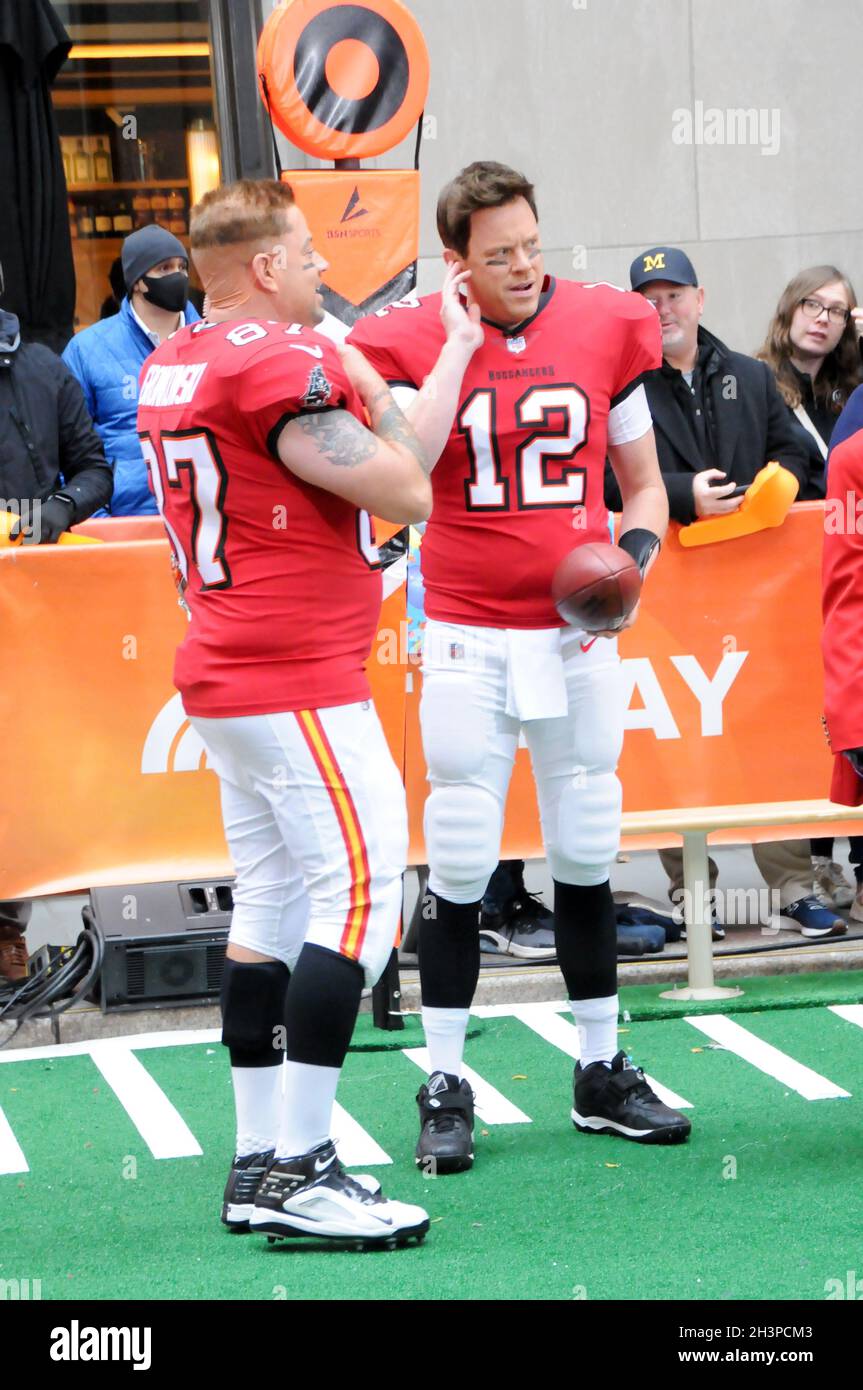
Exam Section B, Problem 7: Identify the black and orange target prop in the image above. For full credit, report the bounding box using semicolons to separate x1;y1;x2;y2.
257;0;429;161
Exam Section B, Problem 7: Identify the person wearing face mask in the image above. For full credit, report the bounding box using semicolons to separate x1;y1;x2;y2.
62;226;199;515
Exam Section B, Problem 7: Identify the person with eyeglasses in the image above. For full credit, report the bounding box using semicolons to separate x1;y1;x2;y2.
757;266;863;499
758;268;863;917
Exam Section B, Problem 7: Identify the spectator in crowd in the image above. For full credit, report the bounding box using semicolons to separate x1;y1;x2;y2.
758;266;863;910
757;265;863;496
0;305;113;980
606;246;844;941
63;226;199;516
605;246;812;523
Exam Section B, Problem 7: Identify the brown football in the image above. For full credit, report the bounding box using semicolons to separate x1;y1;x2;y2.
551;542;642;632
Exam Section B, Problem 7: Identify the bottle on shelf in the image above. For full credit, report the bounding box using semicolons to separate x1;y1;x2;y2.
167;190;185;211
73;139;92;183
94;208;114;238
93;137;113;183
60;138;73;186
112;200;133;235
150;189;169;212
76;205;95;238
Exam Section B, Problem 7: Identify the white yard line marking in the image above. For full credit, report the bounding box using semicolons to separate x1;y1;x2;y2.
0;1029;222;1065
829;1004;863;1030
472;1002;692;1110
0;1105;28;1175
88;1043;203;1159
684;1015;850;1100
401;1048;531;1124
331;1102;391;1168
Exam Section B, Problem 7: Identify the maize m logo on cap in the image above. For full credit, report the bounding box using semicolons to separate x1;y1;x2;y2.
672;101;781;156
642;253;667;274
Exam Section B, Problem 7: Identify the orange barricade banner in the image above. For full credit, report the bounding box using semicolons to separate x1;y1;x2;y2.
1;503;859;898
405;502;860;862
0;520;407;898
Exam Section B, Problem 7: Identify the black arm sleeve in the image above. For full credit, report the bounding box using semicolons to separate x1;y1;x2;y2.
54;361;114;519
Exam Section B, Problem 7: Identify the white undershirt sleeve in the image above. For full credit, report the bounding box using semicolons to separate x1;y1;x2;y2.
607;382;652;446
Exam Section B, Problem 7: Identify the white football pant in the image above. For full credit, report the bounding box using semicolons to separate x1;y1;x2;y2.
421;619;626;903
189;702;407;986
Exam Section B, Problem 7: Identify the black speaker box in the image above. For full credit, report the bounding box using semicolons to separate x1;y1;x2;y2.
84;879;234;1012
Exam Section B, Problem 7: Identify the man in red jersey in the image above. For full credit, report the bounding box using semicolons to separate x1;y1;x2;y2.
138;179;481;1245
349;162;689;1170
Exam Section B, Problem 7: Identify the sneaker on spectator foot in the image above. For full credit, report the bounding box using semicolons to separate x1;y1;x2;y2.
812;857;855;909
850;887;863;924
479;865;556;960
572;1051;691;1144
415;1071;475;1173
782;896;847;939
249;1140;428;1247
221;1149;274;1231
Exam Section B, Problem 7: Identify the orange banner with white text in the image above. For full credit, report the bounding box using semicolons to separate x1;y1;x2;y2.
0;518;407;898
0;504;858;899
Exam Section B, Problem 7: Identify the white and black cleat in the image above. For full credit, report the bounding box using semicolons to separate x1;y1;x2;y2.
572;1051;691;1144
249;1140;429;1249
221;1148;275;1231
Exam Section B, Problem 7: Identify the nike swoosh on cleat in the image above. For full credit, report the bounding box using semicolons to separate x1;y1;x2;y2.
314;1154;336;1173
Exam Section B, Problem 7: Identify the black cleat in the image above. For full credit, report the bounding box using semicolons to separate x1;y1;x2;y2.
249;1140;428;1247
572;1051;691;1144
221;1149;274;1230
415;1071;475;1173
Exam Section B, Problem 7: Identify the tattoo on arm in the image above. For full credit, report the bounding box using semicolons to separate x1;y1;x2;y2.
295;409;378;468
369;389;430;474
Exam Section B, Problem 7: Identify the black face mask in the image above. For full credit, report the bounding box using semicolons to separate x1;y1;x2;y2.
141;271;189;313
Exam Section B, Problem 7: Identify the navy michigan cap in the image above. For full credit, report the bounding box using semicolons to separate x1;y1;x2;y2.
629;246;698;291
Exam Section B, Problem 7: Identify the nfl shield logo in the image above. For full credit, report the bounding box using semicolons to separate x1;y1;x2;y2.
507;336;527;355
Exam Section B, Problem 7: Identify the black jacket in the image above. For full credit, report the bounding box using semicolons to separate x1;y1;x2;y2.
605;325;811;523
0;310;113;519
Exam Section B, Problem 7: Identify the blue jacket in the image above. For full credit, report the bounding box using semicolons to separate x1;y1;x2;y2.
62;297;200;515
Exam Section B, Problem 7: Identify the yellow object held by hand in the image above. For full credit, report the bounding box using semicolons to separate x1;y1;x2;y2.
0;510;102;547
678;462;799;548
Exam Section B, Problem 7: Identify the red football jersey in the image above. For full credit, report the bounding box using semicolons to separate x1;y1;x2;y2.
348;277;661;627
137;318;382;717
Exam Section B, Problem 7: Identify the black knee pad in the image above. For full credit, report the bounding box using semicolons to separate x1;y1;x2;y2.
221;957;290;1066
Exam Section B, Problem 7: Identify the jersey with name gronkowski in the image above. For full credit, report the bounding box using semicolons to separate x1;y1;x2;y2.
137;318;381;717
348;277;661;627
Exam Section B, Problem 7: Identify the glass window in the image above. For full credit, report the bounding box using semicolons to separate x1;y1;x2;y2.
52;1;221;329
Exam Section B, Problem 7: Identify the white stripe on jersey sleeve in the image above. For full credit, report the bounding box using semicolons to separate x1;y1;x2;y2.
607;382;652;446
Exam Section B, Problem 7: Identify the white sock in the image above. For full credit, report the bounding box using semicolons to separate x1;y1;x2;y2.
231;1063;283;1157
422;1005;470;1079
276;1061;339;1159
570;995;619;1068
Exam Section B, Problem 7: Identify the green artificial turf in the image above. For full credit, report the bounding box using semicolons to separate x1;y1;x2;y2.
619;968;863;1020
1;988;862;1301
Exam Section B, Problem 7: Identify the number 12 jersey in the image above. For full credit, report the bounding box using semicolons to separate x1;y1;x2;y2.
348;276;661;628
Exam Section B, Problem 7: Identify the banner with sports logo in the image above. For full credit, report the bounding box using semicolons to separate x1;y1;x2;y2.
288;169;420;324
1;505;861;899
